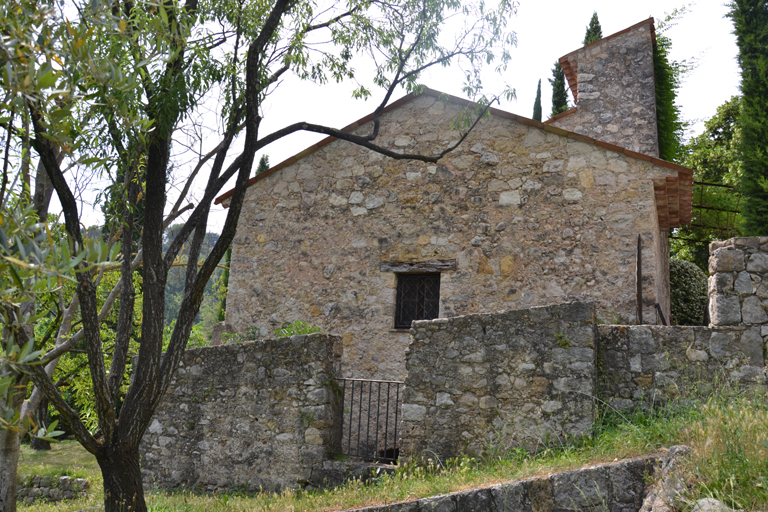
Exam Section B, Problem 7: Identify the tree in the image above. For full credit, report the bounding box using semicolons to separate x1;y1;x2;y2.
549;61;569;117
4;0;517;510
729;0;768;235
532;79;542;122
672;97;743;269
583;11;603;46
255;154;270;176
654;10;686;163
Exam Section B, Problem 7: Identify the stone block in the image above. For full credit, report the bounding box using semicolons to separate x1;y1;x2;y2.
402;404;427;422
453;488;495;512
739;328;764;366
490;481;528;512
747;253;768;273
551;466;610;510
741;296;768;324
709;248;745;273
709;295;741;326
734;271;754;295
709;273;734;295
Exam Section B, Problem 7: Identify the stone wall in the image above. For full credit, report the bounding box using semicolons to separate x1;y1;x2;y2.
16;475;89;505
400;302;597;460
708;238;768;355
550;19;659;158
598;325;766;411
139;334;342;492
339;456;654;512
224;89;681;381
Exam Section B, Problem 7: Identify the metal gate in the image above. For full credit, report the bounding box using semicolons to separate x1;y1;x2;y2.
337;378;403;464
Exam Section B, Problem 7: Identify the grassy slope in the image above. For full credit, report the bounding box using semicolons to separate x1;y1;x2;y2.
17;389;768;512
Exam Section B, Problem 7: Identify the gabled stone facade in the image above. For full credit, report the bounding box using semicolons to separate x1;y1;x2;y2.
217;20;693;381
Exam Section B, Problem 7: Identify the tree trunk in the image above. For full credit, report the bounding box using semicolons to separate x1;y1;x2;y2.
29;396;51;450
0;390;25;512
97;446;146;512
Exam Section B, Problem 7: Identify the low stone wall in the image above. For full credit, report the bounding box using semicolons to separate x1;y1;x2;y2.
139;333;342;492
401;302;597;460
598;325;766;410
16;475;89;505
340;456;654;512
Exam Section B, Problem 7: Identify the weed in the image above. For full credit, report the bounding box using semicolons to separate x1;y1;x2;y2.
555;333;570;348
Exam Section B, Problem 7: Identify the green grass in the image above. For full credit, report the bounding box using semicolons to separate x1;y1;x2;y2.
16;387;768;511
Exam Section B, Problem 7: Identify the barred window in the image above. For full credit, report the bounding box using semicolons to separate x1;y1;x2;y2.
394;274;440;329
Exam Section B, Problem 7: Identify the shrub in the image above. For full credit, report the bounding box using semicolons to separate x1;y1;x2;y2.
274;321;325;337
670;258;708;325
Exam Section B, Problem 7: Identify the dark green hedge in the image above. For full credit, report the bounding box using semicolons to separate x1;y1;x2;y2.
670;258;708;325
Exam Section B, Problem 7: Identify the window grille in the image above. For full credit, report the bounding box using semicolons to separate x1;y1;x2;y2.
395;274;440;329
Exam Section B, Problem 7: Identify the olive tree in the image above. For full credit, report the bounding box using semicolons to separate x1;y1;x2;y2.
3;0;517;509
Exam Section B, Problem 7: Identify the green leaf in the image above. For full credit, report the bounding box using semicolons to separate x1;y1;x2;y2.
37;69;57;89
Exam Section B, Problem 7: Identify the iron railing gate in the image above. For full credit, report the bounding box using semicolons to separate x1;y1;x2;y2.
337;378;403;464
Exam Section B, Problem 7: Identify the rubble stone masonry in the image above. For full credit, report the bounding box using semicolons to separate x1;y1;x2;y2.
550;20;659;157
401;302;597;459
139;334;342;492
224;92;679;381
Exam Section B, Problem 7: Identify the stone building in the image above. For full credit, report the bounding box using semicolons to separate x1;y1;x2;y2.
215;19;693;381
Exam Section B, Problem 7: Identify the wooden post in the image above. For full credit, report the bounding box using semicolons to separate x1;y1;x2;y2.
636;234;643;325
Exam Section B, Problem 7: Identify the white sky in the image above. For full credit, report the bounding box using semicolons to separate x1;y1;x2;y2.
64;0;741;233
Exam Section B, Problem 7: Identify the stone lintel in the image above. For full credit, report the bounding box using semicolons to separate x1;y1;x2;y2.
380;260;457;273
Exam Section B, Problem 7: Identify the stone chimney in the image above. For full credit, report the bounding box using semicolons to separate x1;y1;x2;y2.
547;18;659;157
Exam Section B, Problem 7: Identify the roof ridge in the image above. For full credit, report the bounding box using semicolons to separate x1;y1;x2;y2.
214;86;691;207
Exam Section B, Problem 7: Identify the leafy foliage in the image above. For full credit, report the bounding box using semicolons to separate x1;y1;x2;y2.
672;97;743;270
728;0;768;235
0;201;114;438
532;79;542;122
274;321;325;337
669;258;707;325
583;12;603;46
216;248;232;322
549;61;569;117
653;10;687;163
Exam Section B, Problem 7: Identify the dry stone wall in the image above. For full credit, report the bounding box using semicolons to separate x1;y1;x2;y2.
139;334;342;492
550;20;659;157
598;325;766;411
708;238;768;355
16;475;89;505
400;302;597;459
226;91;677;382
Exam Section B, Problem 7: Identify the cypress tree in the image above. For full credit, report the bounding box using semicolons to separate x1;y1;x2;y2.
255;154;270;177
549;62;569;117
729;0;768;235
532;79;542;122
583;11;603;45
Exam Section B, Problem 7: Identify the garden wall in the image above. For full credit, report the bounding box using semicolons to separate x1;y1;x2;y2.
139;333;342;492
598;325;766;411
400;302;597;459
